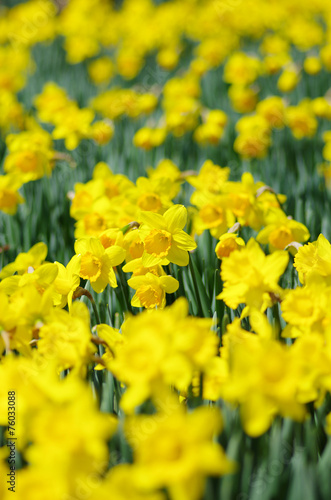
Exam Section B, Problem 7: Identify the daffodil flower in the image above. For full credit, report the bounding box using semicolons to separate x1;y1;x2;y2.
139;205;196;267
53;255;81;309
128;272;179;309
0;242;47;279
257;209;310;253
0;174;24;215
294;234;331;284
124;404;235;495
218;238;289;314
75;237;126;293
215;232;245;259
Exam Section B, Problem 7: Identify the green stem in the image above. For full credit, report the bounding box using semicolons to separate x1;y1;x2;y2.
116;267;132;313
120;221;140;234
91;298;101;325
73;286;101;324
188;255;203;317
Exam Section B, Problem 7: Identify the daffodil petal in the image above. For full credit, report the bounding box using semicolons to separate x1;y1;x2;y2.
172;230;197;250
139;211;166;230
159;276;179;293
263;251;289;284
105;246;126;266
74;238;89;255
142;252;162;267
163;204;187;232
128;275;152;290
29;242;48;262
166;245;189;266
108;267;117;288
66;254;81;274
131;293;142;307
90;237;105;258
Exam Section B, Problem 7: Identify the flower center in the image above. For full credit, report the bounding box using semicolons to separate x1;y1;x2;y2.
144;229;172;258
80;252;102;282
17;151;39;173
104;180;120;199
129;240;144;259
200;204;224;227
229;193;251;218
269;226;293;250
136;285;162;308
138;193;162;212
99;234;116;249
0;190;17;210
71;191;93;215
84;213;107;236
216;238;238;258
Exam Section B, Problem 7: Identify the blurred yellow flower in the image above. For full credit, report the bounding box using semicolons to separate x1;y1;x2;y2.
218;238;289;315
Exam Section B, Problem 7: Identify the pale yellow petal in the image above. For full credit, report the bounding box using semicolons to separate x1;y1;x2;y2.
163;204;187;232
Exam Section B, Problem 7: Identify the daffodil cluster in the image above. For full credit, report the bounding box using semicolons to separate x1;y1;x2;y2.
95;299;218;412
1;1;331;499
3;0;331;218
35;82;114;150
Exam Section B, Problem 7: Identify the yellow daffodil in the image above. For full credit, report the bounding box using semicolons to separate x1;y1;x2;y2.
38;302;96;372
218;238;289;315
125;403;235;499
219;320;307;436
53;255;81;309
88;56;114;85
224;52;261;86
74;237;125;292
0;242;48;279
215;233;245;259
100;298;218;412
128;272;179;309
4;128;55;182
257;209;310;253
286;101;318;139
186;160;230;194
190;191;235;238
88;464;167;500
277;66;300;93
139;205;196;267
294;234;331;284
256;96;286;128
281;280;331;338
0;174;24;215
122;257;163;277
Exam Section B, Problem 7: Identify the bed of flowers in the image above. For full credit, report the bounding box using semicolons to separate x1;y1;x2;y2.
1;0;331;499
